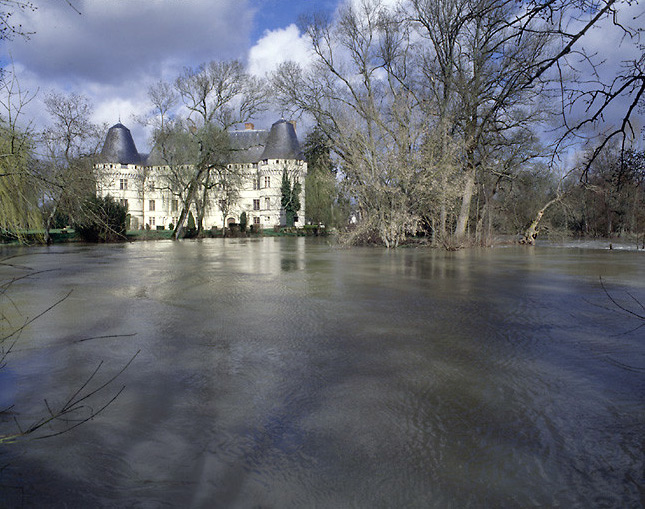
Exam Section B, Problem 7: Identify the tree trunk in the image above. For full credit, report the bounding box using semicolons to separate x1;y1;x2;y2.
196;174;211;237
173;205;189;240
44;202;58;245
438;172;448;240
221;204;229;236
520;197;560;245
455;169;475;239
172;168;206;240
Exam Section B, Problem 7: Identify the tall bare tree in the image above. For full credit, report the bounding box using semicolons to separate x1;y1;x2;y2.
170;59;269;237
40;92;103;243
275;1;430;247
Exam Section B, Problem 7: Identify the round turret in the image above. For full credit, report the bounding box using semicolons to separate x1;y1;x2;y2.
100;123;141;164
260;119;304;161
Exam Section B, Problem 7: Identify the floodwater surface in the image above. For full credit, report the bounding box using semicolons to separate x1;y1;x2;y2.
0;238;643;507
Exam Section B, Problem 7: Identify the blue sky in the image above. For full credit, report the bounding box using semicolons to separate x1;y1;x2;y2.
250;0;337;42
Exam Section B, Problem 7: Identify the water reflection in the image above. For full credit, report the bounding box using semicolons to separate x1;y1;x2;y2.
0;239;643;507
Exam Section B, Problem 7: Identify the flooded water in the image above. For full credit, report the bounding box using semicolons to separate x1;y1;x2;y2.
1;238;643;508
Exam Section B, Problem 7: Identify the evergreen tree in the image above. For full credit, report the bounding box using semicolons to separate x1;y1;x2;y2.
303;126;338;226
281;170;301;227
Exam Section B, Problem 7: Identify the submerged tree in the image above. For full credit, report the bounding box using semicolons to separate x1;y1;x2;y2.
274;2;427;246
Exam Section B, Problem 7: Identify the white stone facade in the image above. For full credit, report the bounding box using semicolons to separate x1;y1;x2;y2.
95;121;307;231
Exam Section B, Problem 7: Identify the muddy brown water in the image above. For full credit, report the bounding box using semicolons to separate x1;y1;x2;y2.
1;238;643;507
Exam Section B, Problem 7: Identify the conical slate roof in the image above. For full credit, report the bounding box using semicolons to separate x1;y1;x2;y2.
260;119;304;161
100;123;141;164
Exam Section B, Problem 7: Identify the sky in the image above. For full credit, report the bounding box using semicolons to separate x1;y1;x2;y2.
1;0;642;154
0;0;338;151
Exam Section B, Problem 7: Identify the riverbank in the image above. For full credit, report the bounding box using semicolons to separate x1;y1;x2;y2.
0;224;331;245
3;227;641;251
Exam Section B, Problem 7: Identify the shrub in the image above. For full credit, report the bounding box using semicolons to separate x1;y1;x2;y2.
74;195;127;242
187;211;196;230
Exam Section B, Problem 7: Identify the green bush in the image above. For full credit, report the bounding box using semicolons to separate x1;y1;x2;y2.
187;211;196;230
74;195;127;242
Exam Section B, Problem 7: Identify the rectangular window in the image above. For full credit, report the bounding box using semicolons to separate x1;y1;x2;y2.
149;200;156;211
253;217;260;225
265;197;270;210
119;178;128;190
264;176;270;188
253;199;260;211
120;199;128;208
171;199;178;212
148;180;155;191
149;217;155;227
253;178;260;190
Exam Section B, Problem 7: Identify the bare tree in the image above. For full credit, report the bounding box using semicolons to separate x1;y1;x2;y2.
40;92;103;243
148;119;199;239
0;0;35;41
274;1;430;247
172;59;269;237
410;0;554;241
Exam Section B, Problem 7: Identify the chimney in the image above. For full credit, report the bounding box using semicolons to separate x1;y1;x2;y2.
245;122;254;130
288;120;297;132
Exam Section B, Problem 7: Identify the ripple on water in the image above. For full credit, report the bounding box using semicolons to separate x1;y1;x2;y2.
1;239;643;507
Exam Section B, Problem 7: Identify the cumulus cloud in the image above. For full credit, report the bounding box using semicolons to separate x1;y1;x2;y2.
1;0;256;148
247;24;312;77
9;0;254;84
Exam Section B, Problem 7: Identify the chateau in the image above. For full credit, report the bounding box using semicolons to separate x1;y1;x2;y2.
95;120;307;230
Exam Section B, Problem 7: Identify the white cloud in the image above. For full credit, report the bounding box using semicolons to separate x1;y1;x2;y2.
1;0;255;149
8;0;254;84
247;24;312;77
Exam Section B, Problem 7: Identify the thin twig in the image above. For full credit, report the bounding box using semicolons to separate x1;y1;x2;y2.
75;333;137;343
